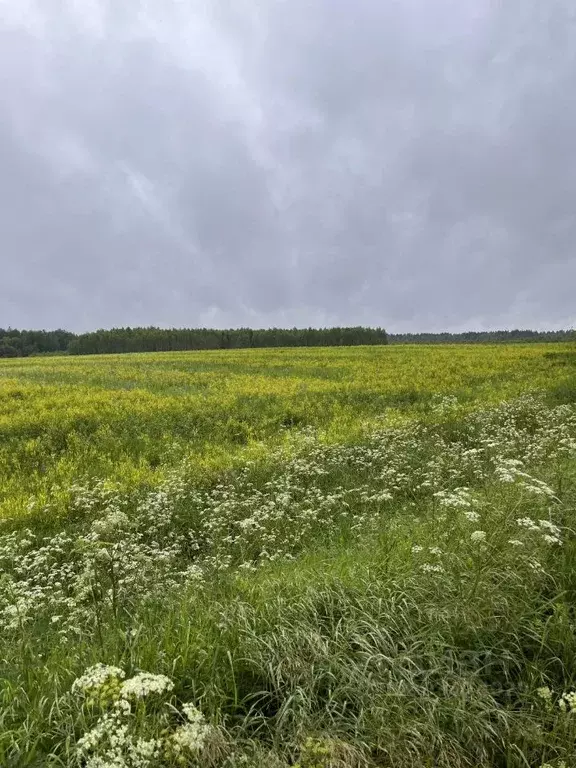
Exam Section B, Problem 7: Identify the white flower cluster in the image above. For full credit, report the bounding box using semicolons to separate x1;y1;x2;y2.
536;686;552;702
495;460;556;498
559;691;576;712
517;517;539;531
0;394;573;640
120;673;174;700
72;665;210;767
420;564;445;574
539;519;562;546
434;487;476;509
494;459;525;484
76;701;162;768
516;517;562;546
72;664;126;695
170;702;211;755
0;481;190;636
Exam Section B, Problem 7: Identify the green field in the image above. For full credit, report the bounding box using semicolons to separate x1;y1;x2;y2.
2;344;576;767
2;343;575;521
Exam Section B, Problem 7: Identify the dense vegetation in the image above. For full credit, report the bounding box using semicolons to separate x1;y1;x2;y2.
1;325;575;358
1;343;574;519
0;327;388;357
68;327;389;355
1;343;576;766
0;328;74;357
390;329;576;344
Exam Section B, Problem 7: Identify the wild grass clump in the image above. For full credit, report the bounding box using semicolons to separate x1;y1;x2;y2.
1;393;576;766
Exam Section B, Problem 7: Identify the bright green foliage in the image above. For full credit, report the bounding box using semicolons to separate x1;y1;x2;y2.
1;343;575;522
1;344;576;766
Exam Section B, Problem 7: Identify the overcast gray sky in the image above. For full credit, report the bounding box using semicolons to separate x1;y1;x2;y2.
1;0;575;333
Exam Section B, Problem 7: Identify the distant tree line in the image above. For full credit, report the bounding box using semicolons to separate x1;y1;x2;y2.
67;327;388;355
0;328;75;358
388;330;576;344
0;326;388;357
1;326;574;358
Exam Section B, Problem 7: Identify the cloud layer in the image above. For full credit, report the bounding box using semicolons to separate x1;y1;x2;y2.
1;0;575;332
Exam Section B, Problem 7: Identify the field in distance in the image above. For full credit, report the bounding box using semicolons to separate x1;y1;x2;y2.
2;342;576;767
1;342;575;521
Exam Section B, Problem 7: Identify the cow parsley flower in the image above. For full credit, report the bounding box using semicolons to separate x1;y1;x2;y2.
120;672;174;699
420;563;445;574
470;530;486;543
537;686;552;702
560;691;576;712
182;702;205;724
168;703;211;756
517;517;539;531
433;488;473;508
127;737;161;762
72;664;125;696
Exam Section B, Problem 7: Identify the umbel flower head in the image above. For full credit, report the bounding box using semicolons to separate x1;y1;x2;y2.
72;663;126;696
120;672;174;699
72;664;125;707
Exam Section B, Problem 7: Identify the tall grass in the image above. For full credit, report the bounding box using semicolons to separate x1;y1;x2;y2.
1;392;576;766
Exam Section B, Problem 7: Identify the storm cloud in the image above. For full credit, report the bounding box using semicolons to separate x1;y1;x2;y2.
1;0;575;332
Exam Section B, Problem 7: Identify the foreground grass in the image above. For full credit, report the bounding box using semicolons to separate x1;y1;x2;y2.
2;394;576;766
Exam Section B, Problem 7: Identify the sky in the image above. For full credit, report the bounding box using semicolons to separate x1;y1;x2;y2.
1;0;575;333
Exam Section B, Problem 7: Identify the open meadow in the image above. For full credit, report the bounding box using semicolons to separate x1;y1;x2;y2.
2;343;576;767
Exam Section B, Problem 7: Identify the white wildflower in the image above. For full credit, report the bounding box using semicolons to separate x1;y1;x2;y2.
536;686;552;702
181;563;205;583
470;530;486;543
539;520;561;535
420;563;445;574
517;517;539;531
433;487;474;509
182;701;206;724
128;737;161;762
91;510;131;537
114;698;131;716
85;758;117;768
170;703;211;755
560;691;576;712
171;723;209;754
120;672;174;699
495;463;521;482
72;664;125;696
